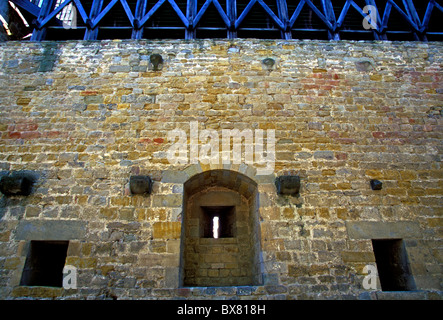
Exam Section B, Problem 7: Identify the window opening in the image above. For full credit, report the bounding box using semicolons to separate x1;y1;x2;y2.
371;239;416;291
212;216;219;239
20;240;69;287
201;206;235;238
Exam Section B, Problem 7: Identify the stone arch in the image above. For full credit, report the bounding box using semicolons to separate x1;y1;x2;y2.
179;166;263;287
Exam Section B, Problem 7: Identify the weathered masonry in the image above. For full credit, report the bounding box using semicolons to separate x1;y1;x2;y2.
0;38;442;300
0;0;442;301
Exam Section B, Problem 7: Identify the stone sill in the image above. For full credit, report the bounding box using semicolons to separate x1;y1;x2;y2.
11;286;65;298
359;290;443;300
199;238;237;245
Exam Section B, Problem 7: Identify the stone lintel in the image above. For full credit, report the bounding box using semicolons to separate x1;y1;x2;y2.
15;220;87;240
345;221;421;240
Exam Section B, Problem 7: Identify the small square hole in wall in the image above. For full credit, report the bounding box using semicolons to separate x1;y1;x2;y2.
371;239;416;291
201;206;235;238
20;240;69;287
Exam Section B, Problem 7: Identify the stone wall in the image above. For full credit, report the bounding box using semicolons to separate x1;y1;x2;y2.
0;39;442;299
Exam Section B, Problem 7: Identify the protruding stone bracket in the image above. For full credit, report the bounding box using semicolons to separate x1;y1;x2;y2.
370;179;383;190
129;175;152;195
0;172;36;196
275;175;300;196
149;54;164;71
262;57;276;71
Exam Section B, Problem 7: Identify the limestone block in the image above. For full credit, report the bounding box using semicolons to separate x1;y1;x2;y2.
346;221;422;239
153;222;181;239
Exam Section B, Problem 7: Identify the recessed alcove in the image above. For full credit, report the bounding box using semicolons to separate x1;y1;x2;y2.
180;170;262;287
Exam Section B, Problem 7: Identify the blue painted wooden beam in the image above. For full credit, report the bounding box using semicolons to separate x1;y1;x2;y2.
365;0;384;39
381;1;392;32
89;0;136;29
84;0;103;40
276;0;291;39
31;0;57;41
421;1;434;32
322;0;339;40
132;0;147;39
434;0;443;12
168;0;189;28
193;0;212;28
213;0;230;28
235;0;256;29
404;0;421;26
91;0;119;29
138;0;167;27
403;0;423;40
186;0;196;39
257;0;284;30
39;0;79;28
349;0;369;19
386;0;418;32
73;0;88;22
38;2;66;27
226;0;236;38
289;0;305;29
304;0;333;31
10;0;41;17
120;0;135;27
190;0;230;30
336;0;351;29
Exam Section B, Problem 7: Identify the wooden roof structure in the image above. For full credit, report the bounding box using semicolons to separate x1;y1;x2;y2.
6;0;443;41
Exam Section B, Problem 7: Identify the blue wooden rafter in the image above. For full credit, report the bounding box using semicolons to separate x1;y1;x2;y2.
336;0;352;29
39;0;87;28
226;0;236;38
288;0;306;27
138;0;167;27
235;0;256;29
186;0;197;39
132;0;147;39
11;0;43;17
276;0;291;39
31;0;56;40
168;0;188;28
365;0;384;40
422;0;443;33
257;0;284;30
8;0;443;41
385;0;419;32
322;0;338;40
84;0;103;40
303;0;333;30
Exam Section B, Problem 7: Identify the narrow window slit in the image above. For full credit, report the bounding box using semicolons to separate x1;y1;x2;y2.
213;216;219;239
201;206;235;238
